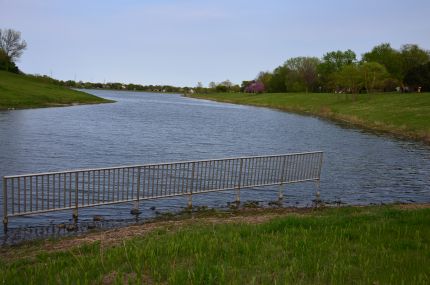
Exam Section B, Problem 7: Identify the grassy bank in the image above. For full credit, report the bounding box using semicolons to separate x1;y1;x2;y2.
1;204;429;284
189;92;430;144
0;71;112;110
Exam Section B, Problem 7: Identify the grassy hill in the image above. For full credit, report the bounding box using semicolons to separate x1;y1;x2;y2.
190;92;430;144
0;71;112;109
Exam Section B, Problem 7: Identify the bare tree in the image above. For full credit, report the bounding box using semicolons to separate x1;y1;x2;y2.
0;28;27;62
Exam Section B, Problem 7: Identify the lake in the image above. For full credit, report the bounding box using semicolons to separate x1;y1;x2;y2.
1;89;429;243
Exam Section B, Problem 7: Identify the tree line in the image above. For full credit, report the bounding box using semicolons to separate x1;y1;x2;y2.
250;44;430;94
2;28;429;94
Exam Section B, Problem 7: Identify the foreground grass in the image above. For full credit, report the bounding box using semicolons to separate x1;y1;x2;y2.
0;71;112;109
190;92;430;144
0;205;429;284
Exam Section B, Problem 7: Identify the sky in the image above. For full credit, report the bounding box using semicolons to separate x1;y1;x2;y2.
1;0;430;87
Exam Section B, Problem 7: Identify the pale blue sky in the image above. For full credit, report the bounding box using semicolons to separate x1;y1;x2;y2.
1;0;429;86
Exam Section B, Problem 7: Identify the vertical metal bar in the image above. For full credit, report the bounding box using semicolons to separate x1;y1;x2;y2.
203;161;208;191
236;158;243;203
180;164;185;194
18;178;21;213
168;164;173;195
41;176;44;210
81;172;85;205
244;158;249;186
130;168;134;200
278;155;287;200
69;173;72;207
133;166;141;212
3;177;8;230
250;157;256;186
173;163;178;195
58;174;61;207
36;176;39;211
112;169;116;202
156;165;160;197
23;177;27;212
199;161;204;192
188;162;195;207
103;170;107;203
87;172;90;205
98;170;101;204
150;166;158;197
126;168;130;200
116;169;120;201
121;168;125;201
74;172;79;221
52;175;55;208
30;176;33;212
211;160;215;190
45;176;48;209
62;173;66;208
93;171;96;204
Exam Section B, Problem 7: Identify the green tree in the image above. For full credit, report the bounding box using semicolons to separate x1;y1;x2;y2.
256;71;273;91
333;64;362;99
267;65;289;92
400;44;430;78
318;49;356;91
360;62;389;93
362;43;403;82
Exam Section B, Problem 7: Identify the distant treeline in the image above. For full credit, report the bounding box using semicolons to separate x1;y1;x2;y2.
2;29;429;94
244;43;430;94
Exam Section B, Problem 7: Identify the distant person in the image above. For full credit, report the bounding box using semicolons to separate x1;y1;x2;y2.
418;86;422;93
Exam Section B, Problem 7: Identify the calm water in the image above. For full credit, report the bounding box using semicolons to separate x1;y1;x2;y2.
0;90;429;243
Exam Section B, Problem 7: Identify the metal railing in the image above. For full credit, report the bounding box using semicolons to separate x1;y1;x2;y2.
2;151;323;229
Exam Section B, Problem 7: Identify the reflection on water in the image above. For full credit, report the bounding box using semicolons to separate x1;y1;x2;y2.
0;89;429;244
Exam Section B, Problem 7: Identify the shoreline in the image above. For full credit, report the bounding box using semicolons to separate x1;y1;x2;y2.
1;202;429;251
187;93;430;145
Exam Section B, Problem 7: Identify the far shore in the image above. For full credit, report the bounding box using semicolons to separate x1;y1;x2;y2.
188;92;430;145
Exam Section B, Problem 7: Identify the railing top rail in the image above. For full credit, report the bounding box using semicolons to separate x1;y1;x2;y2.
3;151;323;179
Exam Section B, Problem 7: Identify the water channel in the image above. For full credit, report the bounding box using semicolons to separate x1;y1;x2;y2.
0;90;429;243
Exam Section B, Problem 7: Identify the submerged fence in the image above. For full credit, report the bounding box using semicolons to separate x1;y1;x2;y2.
3;151;323;229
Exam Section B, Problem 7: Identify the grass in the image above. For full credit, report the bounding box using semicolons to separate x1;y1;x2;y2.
0;204;429;284
0;71;112;109
189;92;430;144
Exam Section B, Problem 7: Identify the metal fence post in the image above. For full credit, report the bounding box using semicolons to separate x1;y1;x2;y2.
188;162;195;208
131;167;141;215
278;156;287;200
236;158;243;204
73;172;78;222
3;177;8;232
315;153;323;201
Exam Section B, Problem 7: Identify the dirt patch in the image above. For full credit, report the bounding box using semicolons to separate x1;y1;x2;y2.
394;203;430;210
0;207;316;260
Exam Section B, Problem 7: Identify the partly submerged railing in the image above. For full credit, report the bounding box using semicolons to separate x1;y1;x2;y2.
2;151;323;229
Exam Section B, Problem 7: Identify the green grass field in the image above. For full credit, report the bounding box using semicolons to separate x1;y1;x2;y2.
0;205;429;284
0;71;112;109
190;92;430;144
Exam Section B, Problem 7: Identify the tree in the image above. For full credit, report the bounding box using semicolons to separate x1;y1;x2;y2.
360;62;389;93
400;44;430;78
256;71;272;91
362;43;403;82
404;62;430;91
318;49;356;91
0;28;27;62
245;81;265;93
333;64;362;99
267;65;289;92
